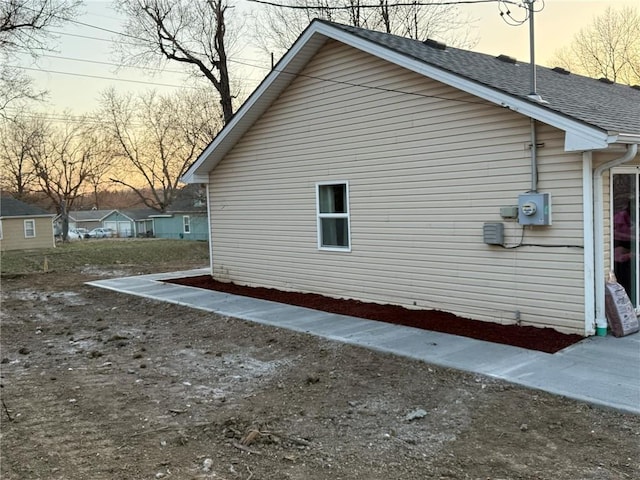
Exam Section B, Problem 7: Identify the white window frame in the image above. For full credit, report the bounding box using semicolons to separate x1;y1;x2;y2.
24;219;36;238
183;215;191;234
0;219;3;239
316;181;351;252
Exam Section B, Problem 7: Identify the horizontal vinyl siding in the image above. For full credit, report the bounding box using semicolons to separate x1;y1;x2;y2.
208;41;587;335
0;217;54;251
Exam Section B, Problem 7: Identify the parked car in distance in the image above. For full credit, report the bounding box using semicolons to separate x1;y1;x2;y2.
75;227;89;237
67;228;84;241
86;227;115;238
57;228;84;241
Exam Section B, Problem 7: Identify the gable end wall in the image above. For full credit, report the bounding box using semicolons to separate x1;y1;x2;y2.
207;41;586;335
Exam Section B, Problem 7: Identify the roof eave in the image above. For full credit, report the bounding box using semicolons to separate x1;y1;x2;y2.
0;214;55;219
609;133;640;145
338;30;620;152
564;132;640;152
182;21;638;181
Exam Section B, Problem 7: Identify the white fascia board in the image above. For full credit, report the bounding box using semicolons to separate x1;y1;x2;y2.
609;133;640;145
565;133;640;153
182;173;209;184
565;132;640;152
565;131;610;151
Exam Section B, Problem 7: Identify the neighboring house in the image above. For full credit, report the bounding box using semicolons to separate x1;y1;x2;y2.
119;209;156;238
102;210;136;237
0;196;56;251
182;20;640;337
150;185;209;241
59;209;117;233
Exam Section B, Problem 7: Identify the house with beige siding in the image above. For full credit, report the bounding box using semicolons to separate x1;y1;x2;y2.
182;21;640;337
1;196;56;251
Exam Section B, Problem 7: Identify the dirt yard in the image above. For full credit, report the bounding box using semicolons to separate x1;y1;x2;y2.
1;260;639;479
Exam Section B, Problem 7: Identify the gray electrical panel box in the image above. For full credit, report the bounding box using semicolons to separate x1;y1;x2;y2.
518;193;552;225
483;223;504;245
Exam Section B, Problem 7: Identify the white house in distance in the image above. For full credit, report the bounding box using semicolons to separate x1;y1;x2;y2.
182;20;640;337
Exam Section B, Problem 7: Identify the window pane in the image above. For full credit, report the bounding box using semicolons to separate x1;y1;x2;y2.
321;218;349;247
319;184;346;213
613;173;638;305
25;220;35;237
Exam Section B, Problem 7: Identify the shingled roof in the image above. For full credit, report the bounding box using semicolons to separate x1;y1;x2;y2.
332;21;640;137
183;20;640;183
67;209;116;222
0;196;54;218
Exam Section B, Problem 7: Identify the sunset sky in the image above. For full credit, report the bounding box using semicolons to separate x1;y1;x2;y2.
15;0;639;116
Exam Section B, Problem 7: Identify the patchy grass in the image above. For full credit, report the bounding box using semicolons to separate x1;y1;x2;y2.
1;239;210;276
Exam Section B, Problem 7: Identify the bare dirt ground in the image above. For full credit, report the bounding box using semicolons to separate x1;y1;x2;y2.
1;264;639;480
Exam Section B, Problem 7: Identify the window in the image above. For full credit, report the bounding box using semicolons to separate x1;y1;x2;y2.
612;170;639;306
183;215;191;234
24;219;36;238
316;182;350;251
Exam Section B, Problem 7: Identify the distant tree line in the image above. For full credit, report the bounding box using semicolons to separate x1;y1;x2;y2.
1;88;222;214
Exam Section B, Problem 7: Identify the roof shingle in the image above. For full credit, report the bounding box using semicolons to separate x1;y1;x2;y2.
0;196;54;218
330;22;640;136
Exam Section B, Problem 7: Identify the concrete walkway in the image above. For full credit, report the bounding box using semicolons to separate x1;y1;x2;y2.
87;269;640;415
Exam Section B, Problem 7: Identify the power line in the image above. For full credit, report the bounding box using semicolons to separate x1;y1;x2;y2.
497;0;545;26
18;52;189;75
9;47;507;114
49;29;141;47
2;0;520;112
2;110;127;125
33;45;272;73
5;56;270;95
45;31;272;73
8;65;200;89
247;0;523;9
276;67;497;107
0;0;148;43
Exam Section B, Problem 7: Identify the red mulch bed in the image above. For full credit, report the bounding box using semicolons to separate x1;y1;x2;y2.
165;275;583;354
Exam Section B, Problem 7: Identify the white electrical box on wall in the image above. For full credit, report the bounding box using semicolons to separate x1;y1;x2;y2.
518;193;552;225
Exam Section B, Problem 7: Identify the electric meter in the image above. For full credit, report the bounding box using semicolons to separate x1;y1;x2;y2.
518;193;552;225
520;201;537;216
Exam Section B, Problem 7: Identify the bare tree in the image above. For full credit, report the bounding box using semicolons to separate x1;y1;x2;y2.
1;0;82;50
0;66;44;115
100;88;222;212
250;0;477;60
550;6;640;85
30;114;106;240
114;0;243;124
84;134;119;210
0;0;83;115
0;109;45;198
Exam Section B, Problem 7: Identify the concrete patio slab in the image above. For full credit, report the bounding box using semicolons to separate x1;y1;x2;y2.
87;269;640;414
